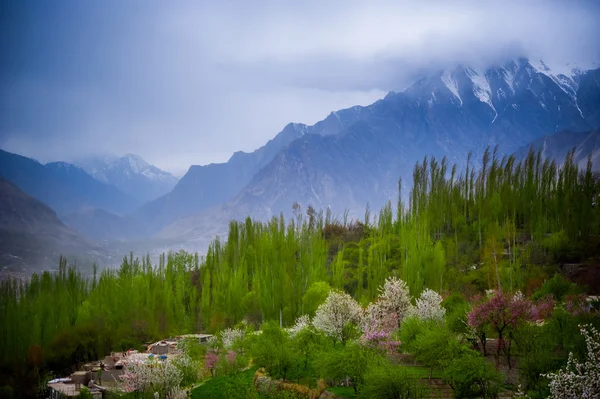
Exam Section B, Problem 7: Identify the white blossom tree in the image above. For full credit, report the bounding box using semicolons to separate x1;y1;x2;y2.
220;328;245;349
543;324;600;399
120;358;183;398
410;288;446;322
313;290;363;343
288;314;312;337
377;277;412;324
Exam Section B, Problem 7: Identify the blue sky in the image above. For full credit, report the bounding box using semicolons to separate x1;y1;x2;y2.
1;0;599;175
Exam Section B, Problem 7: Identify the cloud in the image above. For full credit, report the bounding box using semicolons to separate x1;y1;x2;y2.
1;0;599;173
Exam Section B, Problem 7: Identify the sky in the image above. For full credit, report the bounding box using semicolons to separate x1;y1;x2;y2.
1;0;600;176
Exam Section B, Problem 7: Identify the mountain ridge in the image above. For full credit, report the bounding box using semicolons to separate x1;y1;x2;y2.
153;58;600;250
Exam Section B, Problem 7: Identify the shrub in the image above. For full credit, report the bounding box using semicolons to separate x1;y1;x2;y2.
361;365;426;399
443;354;503;399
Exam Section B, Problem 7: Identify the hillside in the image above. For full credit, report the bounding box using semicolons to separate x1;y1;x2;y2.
0;178;110;274
0;150;139;215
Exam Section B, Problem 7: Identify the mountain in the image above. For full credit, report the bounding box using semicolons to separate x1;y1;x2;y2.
0;177;110;274
156;58;600;247
516;128;600;170
0;150;139;215
61;207;146;242
75;154;178;202
135;112;369;231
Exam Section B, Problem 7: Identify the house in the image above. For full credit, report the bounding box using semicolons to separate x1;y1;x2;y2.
47;371;104;398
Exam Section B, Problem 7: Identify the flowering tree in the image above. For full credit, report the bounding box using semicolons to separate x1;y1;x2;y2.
204;352;219;377
565;294;592;316
360;312;400;354
531;295;555;322
313;290;363;344
411;288;446;322
377;277;412;325
120;359;183;398
468;290;533;367
225;350;237;366
288;314;312;337
544;324;600;398
220;328;245;349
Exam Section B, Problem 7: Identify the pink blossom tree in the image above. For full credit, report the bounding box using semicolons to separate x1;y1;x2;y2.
360;312;400;354
204;352;219;377
468;290;533;367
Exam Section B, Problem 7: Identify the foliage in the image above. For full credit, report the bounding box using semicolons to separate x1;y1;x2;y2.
172;355;200;386
543;324;600;399
412;324;468;378
302;282;331;317
361;365;427;399
250;322;299;381
313;344;379;394
443;353;503;399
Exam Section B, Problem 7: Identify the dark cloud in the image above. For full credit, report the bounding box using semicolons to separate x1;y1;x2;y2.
1;0;599;175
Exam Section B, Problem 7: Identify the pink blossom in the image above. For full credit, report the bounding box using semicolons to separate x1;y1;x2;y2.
205;352;219;377
225;350;236;366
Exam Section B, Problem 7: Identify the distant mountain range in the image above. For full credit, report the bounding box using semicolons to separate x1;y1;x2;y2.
1;57;600;271
154;58;600;248
74;154;178;203
0;178;111;275
0;150;140;216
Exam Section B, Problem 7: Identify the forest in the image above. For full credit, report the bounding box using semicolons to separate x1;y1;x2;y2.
0;148;599;399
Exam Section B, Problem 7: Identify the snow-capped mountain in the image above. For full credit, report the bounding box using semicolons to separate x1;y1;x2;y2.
76;154;179;202
154;58;600;247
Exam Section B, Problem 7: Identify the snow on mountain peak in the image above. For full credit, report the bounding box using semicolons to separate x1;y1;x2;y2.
441;70;463;105
465;68;496;115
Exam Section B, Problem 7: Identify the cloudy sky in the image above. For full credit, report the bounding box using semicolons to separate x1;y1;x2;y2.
2;0;599;176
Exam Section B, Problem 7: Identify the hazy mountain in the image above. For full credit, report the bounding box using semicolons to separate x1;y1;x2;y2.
516;128;600;170
0;150;139;216
75;153;178;202
135;113;369;231
61;207;147;242
156;59;600;248
0;178;110;274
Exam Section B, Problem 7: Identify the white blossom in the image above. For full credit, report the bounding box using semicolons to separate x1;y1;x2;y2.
410;288;446;322
288;314;312;337
377;277;412;322
120;358;182;396
543;324;600;399
220;328;245;349
313;290;363;342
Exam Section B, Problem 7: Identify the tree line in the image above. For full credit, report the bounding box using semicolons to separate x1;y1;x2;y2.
0;147;598;397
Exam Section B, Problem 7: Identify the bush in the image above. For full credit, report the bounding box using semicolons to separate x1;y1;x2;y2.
361;365;426;399
313;343;379;394
250;322;300;381
532;274;579;302
398;317;426;353
443;354;503;399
